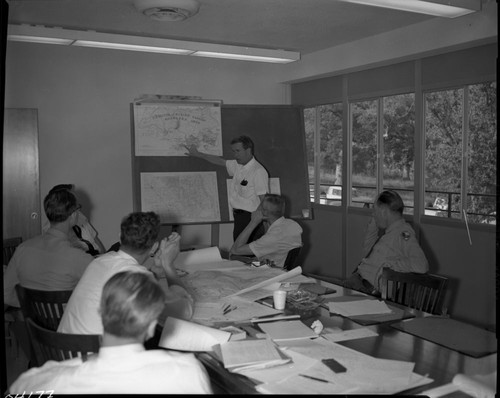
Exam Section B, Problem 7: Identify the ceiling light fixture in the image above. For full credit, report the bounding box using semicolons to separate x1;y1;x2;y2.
339;0;481;18
7;24;300;64
133;0;200;22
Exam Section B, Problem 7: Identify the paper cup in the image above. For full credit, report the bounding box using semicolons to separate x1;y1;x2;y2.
273;290;287;310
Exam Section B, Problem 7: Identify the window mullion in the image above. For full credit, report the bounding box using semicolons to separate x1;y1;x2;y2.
314;107;321;203
377;98;384;195
461;85;470;219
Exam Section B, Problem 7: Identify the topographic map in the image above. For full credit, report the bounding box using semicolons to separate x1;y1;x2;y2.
141;171;221;223
134;102;223;156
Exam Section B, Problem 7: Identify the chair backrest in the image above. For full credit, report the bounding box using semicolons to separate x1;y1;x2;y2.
15;285;73;331
3;236;22;265
25;317;101;366
283;246;302;271
381;268;448;315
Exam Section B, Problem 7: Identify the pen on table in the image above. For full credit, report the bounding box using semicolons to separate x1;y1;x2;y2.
250;314;300;323
299;374;332;384
223;305;237;315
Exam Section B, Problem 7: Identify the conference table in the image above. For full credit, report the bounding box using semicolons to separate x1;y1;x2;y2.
168;254;496;395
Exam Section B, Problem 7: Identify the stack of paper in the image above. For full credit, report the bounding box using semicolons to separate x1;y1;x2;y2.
215;339;291;373
328;299;392;317
258;320;318;342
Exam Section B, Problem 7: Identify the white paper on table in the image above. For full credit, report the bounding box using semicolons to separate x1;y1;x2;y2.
240;349;317;383
193;296;281;324
159;317;230;351
227;266;303;297
259;320;318;342
191;302;226;320
328;299;392;316
322;327;378;342
421;371;497;398
173;246;222;268
236;287;274;302
282;337;431;394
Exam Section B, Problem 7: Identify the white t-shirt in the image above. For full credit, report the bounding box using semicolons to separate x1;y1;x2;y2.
9;343;212;394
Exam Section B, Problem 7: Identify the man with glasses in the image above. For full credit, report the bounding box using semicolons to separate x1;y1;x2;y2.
42;184;106;255
4;187;93;308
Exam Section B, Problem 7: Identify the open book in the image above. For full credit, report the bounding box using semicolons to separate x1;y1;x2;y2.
214;339;291;373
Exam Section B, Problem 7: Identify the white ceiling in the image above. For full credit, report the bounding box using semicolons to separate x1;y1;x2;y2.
5;0;444;55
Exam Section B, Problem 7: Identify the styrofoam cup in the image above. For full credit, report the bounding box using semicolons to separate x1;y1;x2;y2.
273;290;287;310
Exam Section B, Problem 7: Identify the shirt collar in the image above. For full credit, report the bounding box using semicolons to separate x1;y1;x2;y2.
45;227;70;239
386;218;405;233
242;156;256;170
98;343;145;359
116;249;141;265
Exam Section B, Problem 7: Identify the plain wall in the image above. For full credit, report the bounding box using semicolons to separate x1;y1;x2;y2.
4;42;288;249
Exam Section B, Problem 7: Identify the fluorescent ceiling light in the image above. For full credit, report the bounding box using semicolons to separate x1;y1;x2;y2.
73;40;193;55
192;51;298;63
340;0;481;18
7;24;300;64
7;35;74;45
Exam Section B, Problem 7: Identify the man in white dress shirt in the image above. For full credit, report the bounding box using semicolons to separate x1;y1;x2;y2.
185;135;269;241
58;211;193;335
9;271;212;394
229;194;303;269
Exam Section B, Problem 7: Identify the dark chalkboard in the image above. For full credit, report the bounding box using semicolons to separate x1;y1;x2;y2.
132;103;310;224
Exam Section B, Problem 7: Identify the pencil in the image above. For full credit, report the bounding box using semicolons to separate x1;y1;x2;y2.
299;374;330;383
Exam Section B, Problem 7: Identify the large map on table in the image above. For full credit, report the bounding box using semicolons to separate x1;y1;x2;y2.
141;171;221;223
133;102;223;156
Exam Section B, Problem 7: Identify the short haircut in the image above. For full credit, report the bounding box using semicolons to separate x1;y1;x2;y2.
43;189;78;223
376;190;404;214
48;184;74;194
120;212;160;252
100;271;166;339
263;194;285;218
230;135;254;155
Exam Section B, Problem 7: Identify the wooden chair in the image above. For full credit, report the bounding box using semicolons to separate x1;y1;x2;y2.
25;317;101;366
381;268;448;315
4;237;23;359
15;285;73;331
3;236;22;265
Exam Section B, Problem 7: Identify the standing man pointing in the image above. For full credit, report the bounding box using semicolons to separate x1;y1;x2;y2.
185;135;269;242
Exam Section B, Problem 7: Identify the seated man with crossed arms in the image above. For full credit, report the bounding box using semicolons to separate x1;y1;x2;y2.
9;271;212;394
229;194;303;269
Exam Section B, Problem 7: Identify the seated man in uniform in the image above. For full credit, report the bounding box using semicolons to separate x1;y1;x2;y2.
9;271;212;394
344;190;429;295
229;194;303;269
58;211;193;335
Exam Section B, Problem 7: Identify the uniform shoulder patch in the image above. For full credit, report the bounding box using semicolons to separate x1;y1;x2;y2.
401;231;411;241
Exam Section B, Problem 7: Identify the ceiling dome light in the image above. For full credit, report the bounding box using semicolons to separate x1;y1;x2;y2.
133;0;200;22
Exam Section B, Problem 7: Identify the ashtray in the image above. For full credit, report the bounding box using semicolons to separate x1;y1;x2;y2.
286;289;324;314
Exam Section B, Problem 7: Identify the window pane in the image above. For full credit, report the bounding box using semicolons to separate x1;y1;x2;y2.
303;107;316;202
424;88;463;219
467;82;497;224
383;94;415;215
351;100;377;207
319;104;343;206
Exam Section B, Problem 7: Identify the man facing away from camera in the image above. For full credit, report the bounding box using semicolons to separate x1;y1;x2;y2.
9;271;212;394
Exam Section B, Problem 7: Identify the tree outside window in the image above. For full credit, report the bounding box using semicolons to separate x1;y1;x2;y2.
424;82;496;224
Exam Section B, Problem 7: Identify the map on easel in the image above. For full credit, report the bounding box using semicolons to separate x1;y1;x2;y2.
134;100;222;156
